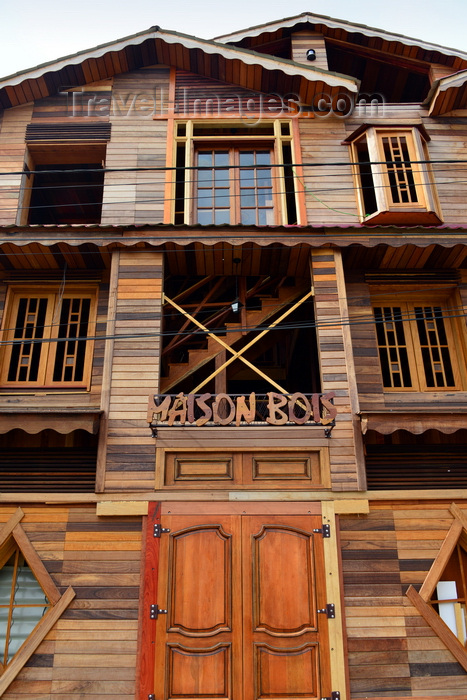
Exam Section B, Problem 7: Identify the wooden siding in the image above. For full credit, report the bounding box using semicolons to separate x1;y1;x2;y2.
291;32;328;70
421;118;467;226
341;501;467;698
299;116;359;226
0;505;141;700
173;69;289;116
100;67;170;226
0;104;31;226
103;250;163;492
346;279;385;408
311;249;360;490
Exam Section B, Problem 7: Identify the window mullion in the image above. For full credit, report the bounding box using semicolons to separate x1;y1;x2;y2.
402;305;423;391
230;148;240;225
4;550;19;667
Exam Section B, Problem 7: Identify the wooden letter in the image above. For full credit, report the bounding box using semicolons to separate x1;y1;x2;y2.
320;392;337;425
212;393;235;425
266;392;288;425
196;393;213;427
235;393;256;426
288;393;311;425
168;393;187;426
147;394;171;423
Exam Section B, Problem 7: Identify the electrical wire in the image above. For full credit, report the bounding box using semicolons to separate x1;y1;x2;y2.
0;302;466;347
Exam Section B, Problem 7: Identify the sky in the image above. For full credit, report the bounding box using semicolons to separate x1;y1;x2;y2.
1;0;467;79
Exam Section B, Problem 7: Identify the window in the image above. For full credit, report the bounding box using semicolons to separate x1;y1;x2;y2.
373;298;462;391
195;148;274;225
172;121;299;225
0;286;97;389
407;503;467;674
19;142;106;226
0;509;75;692
346;126;442;224
0;548;51;666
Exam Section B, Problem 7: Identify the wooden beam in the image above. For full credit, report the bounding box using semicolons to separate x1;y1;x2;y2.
0;586;75;697
96;501;149;516
0;509;24;548
407;584;467;673
12;524;61;604
419;519;463;602
321;502;349;700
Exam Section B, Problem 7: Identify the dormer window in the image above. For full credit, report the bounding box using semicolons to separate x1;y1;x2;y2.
346;126;442;225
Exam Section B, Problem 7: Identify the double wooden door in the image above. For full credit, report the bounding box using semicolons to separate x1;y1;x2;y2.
153;509;331;700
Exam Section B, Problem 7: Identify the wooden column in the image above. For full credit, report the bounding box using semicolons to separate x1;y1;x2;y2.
102;250;164;492
310;248;360;491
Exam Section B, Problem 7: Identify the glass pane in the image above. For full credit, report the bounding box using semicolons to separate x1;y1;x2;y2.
214;169;229;187
197;153;213;168
240;169;255;186
197;192;213;208
241;209;256;225
8;605;45;660
197;211;213;225
0;566;14;606
240;189;256;207
14;569;47;606
214;152;229;167
239;152;255;166
214;210;230;225
257;170;272;186
214;191;230;208
256;151;271;166
257;191;273;207
198;169;212;185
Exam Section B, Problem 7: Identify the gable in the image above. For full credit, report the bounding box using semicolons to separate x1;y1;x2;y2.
216;13;467;105
0;27;358;113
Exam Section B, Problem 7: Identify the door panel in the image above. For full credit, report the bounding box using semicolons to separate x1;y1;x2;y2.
169;524;233;635
250;523;317;634
154;512;330;700
155;515;242;700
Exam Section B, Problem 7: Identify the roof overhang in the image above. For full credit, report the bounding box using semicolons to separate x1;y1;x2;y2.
425;69;467;115
0;409;102;435
214;12;467;62
0;27;358;111
361;411;467;436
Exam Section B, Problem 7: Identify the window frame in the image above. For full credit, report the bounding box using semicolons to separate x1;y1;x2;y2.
194;144;277;226
407;503;467;675
0;508;75;695
172;120;301;226
372;290;465;393
0;284;98;390
347;125;443;224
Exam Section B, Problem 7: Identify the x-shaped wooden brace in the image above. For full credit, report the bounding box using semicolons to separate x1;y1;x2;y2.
163;286;314;395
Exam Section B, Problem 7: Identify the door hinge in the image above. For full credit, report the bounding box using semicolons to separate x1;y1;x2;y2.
150;604;168;619
321;693;340;700
313;523;331;538
317;603;335;619
148;695;155;700
153;523;170;538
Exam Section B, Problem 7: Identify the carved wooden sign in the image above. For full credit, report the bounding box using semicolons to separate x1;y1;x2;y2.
147;392;336;427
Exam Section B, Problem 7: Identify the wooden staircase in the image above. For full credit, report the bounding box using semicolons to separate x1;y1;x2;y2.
161;283;308;392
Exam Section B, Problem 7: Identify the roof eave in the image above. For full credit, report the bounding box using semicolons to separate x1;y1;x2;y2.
0;26;358;96
214;11;467;62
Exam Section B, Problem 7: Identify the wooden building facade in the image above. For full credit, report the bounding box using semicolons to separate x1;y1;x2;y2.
1;12;467;699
